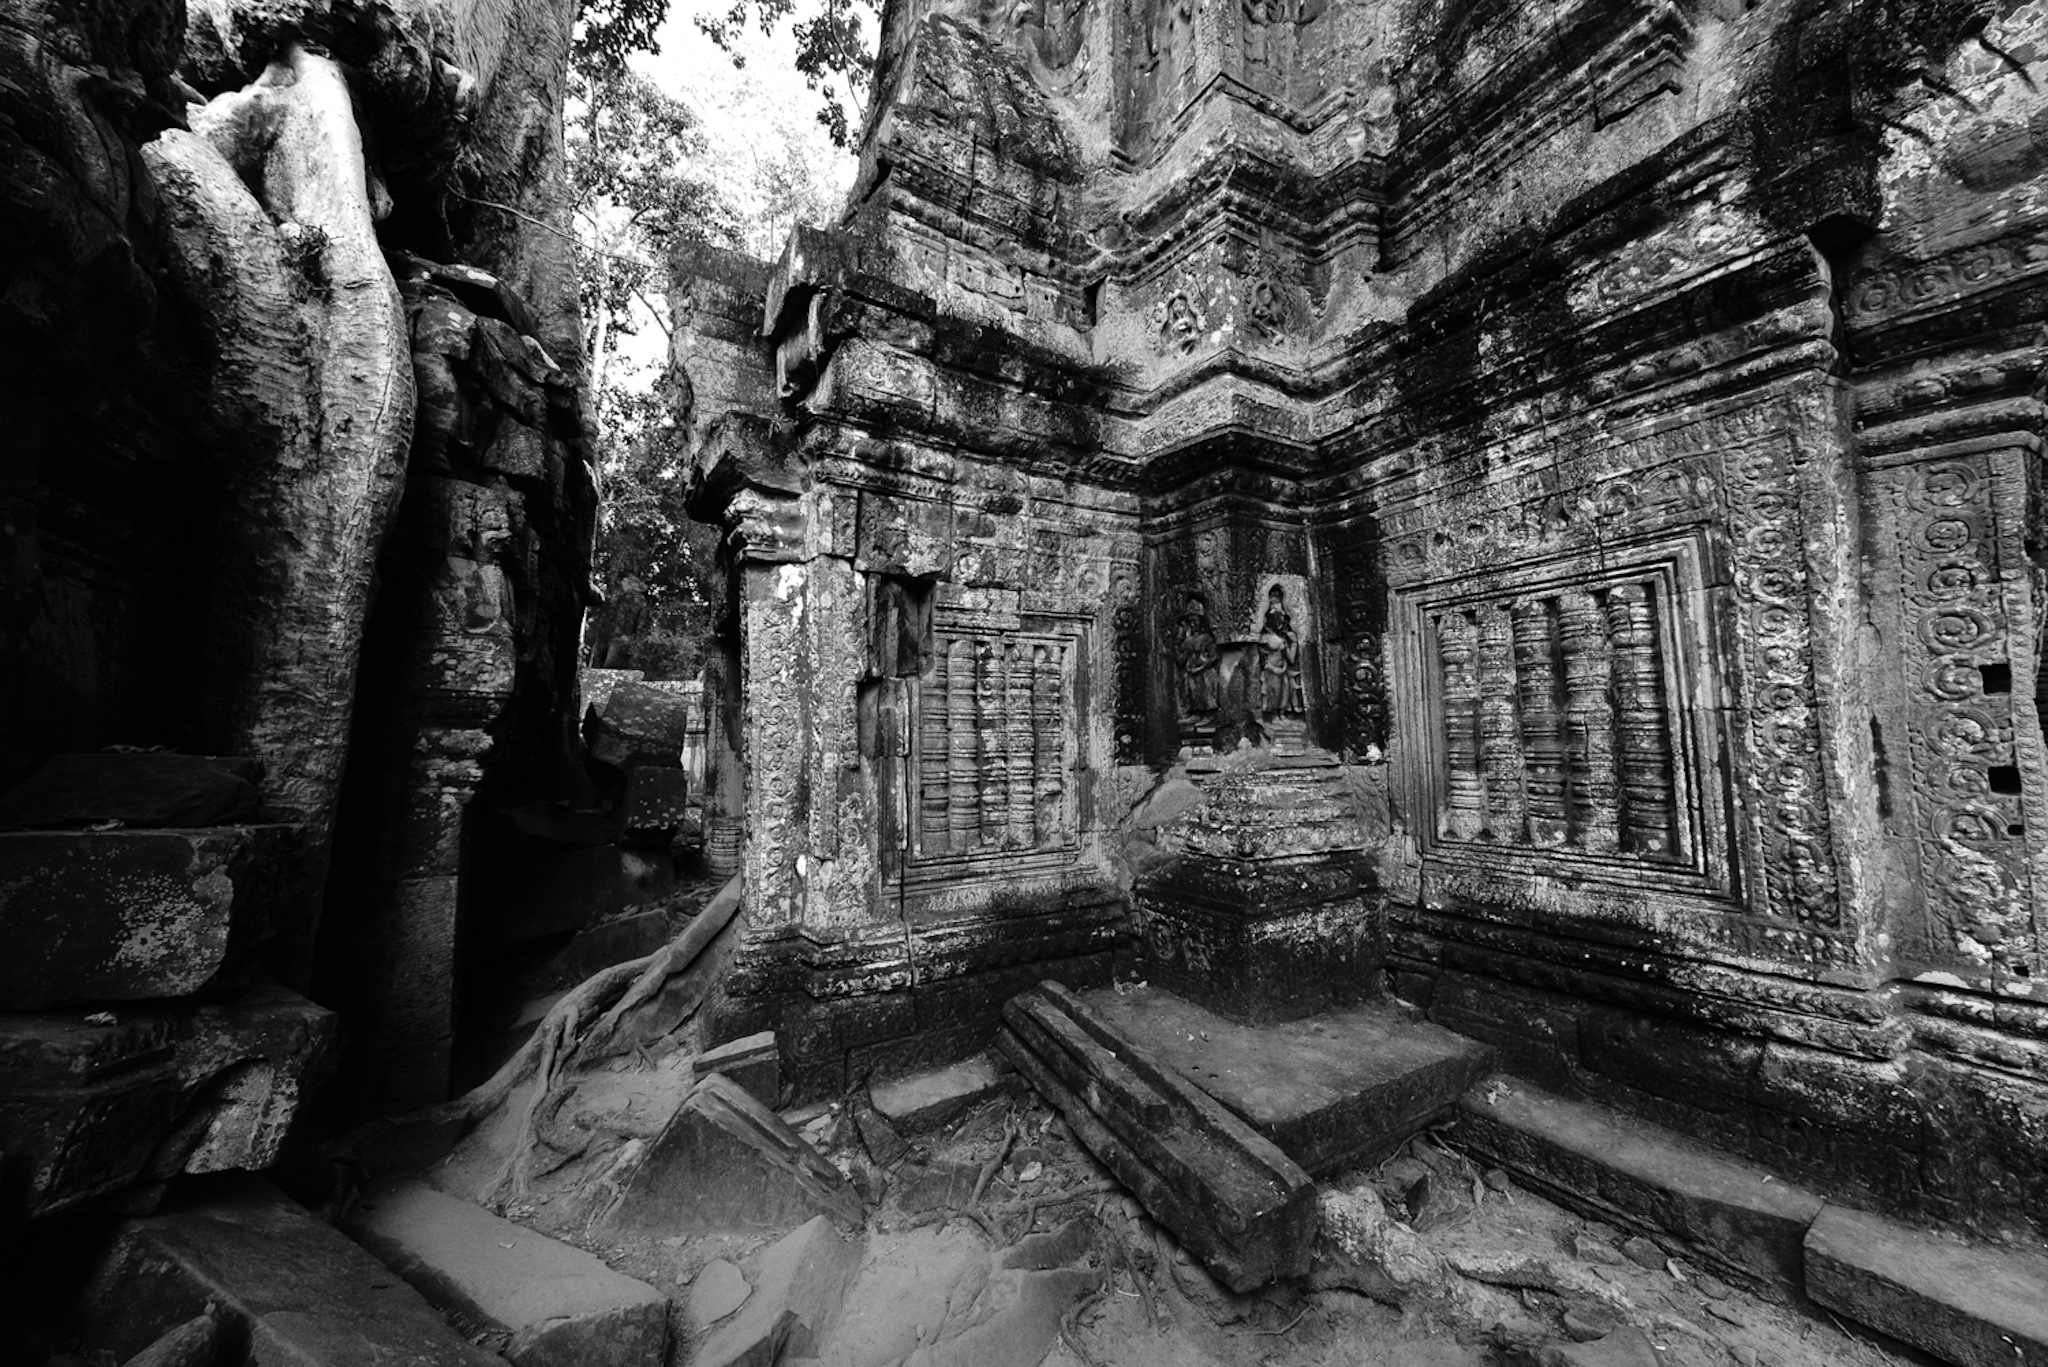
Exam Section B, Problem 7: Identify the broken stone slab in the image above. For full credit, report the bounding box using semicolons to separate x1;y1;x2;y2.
1804;1201;2048;1367
587;682;692;771
697;1215;864;1367
0;753;259;829
79;1175;504;1367
999;980;1317;1292
1452;1076;1824;1291
694;1031;780;1107
346;1177;670;1367
869;1052;1005;1134
0;825;294;1009
1081;984;1492;1175
604;1072;864;1237
1534;1326;1663;1366
690;1259;752;1330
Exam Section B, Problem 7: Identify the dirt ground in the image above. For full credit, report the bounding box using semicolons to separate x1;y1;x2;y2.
442;1062;1929;1367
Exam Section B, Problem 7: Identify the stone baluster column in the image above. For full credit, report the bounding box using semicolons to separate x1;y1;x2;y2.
1605;583;1678;856
1558;589;1620;853
1435;610;1487;840
1513;597;1571;846
1476;602;1528;843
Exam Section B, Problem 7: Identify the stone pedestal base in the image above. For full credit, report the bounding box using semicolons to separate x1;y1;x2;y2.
1135;885;1381;1024
1134;749;1380;1024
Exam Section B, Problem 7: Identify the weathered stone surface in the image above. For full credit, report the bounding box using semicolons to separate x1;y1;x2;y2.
1083;984;1492;1175
346;1177;670;1367
80;1176;503;1366
0;985;336;1219
1533;1326;1663;1367
0;826;292;1009
694;1031;780;1108
1310;1183;1454;1307
1454;1078;1824;1290
690;1259;752;1329
588;682;692;771
606;1072;863;1236
1805;1203;2048;1367
620;765;689;845
868;1053;1005;1135
119;1310;223;1367
0;753;259;829
696;1216;863;1367
1000;981;1317;1291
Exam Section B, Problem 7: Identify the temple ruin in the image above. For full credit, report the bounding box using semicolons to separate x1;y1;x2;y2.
5;0;2048;1363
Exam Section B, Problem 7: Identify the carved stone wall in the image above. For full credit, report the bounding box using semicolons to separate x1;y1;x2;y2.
682;0;2048;1240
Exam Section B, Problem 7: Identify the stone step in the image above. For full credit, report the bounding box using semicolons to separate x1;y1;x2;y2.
999;981;1316;1292
1805;1202;2048;1367
1450;1075;1825;1292
0;825;295;1009
79;1175;503;1366
346;1177;670;1367
1080;984;1493;1175
867;1051;1006;1134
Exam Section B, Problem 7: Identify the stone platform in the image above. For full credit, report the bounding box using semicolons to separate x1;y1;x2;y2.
1080;984;1492;1176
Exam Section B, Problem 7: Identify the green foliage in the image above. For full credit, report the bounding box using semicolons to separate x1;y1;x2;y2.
694;0;874;147
584;379;723;679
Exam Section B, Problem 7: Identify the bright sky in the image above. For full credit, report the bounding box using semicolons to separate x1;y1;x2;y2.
603;0;865;380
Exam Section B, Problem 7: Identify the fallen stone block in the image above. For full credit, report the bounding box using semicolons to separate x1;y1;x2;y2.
347;1177;670;1367
620;766;689;845
588;682;692;771
694;1031;780;1107
0;1010;184;1217
999;981;1317;1292
0;753;259;830
869;1053;1005;1134
605;1072;864;1236
697;1215;864;1367
1453;1076;1823;1291
163;984;341;1175
0;826;294;1009
1805;1201;2048;1367
79;1175;503;1366
0;986;338;1219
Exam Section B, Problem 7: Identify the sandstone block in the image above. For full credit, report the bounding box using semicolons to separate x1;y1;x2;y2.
694;1031;780;1107
606;1072;864;1236
1534;1326;1663;1366
80;1175;503;1367
0;825;292;1009
620;765;689;844
588;682;691;770
869;1052;1004;1134
696;1215;863;1367
347;1177;669;1367
1805;1202;2048;1367
690;1259;752;1329
1000;981;1317;1291
0;753;258;829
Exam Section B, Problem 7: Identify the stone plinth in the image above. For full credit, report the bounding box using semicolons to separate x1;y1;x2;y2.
1134;752;1379;1024
1082;984;1492;1176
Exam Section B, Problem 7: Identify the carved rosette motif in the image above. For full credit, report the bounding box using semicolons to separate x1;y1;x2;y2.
1883;452;2038;971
